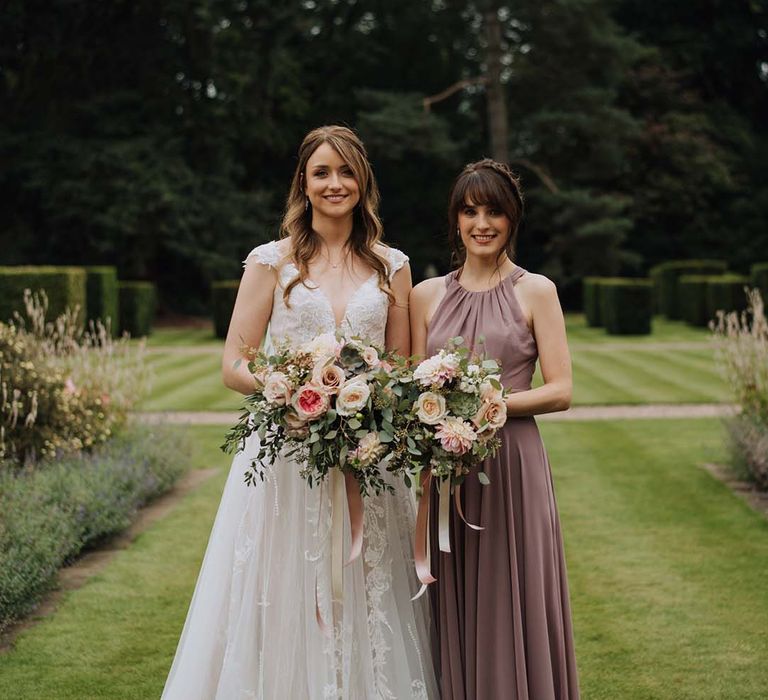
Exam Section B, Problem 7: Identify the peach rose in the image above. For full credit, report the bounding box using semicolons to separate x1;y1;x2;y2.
472;397;507;433
415;391;447;425
336;380;371;416
480;378;504;403
263;371;292;406
434;416;477;455
312;362;345;395
291;384;330;421
283;409;309;438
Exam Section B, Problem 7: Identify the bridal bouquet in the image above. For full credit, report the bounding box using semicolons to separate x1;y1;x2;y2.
222;333;412;496
405;337;508;486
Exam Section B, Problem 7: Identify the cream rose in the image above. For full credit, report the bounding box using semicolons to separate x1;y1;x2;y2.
349;431;385;468
311;362;345;395
362;346;380;368
263;371;292;406
291;384;330;421
480;378;504;403
415;391;447;425
303;333;342;362
336;380;371;416
473;397;507;433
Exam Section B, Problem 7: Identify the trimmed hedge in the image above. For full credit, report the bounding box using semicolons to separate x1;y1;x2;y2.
706;274;750;320
85;266;119;336
600;278;653;335
679;275;712;327
0;425;189;632
649;260;728;320
0;266;86;323
211;280;240;339
751;263;768;300
118;281;156;337
582;277;606;327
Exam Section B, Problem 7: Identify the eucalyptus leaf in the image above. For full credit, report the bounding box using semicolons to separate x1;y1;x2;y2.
478;471;491;485
348;418;362;430
378;431;393;443
324;430;337;440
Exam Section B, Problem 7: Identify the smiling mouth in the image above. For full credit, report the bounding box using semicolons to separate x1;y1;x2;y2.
471;233;498;242
324;194;347;203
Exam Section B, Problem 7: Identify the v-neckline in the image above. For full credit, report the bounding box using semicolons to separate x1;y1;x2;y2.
308;272;378;329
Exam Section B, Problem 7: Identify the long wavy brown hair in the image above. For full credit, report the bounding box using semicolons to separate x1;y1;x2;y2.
447;158;525;268
279;125;392;305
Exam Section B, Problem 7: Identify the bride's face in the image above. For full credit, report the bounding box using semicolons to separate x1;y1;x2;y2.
304;143;361;221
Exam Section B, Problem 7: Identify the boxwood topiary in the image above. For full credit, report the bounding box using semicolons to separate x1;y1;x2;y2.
706;274;750;321
751;263;768;301
0;266;86;324
678;274;712;327
600;278;653;335
650;260;728;320
118;281;156;337
85;266;119;336
211;280;240;339
582;277;607;327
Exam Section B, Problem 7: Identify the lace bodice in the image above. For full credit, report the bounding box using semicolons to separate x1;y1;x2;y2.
244;240;408;348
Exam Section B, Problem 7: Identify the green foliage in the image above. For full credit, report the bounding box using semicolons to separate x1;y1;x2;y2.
0;424;189;632
211;280;239;340
85;266;118;336
0;266;86;324
712;290;768;488
751;263;768;300
651;260;728;320
0;292;148;464
582;277;608;327
600;279;652;335
706;274;750;319
678;274;711;327
118;282;157;337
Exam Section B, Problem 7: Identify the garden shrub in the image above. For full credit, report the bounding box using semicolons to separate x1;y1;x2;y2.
0;291;148;463
679;274;711;327
712;289;768;489
118;281;156;337
211;280;239;339
650;260;728;320
85;266;119;336
0;266;86;325
582;277;606;327
706;274;750;319
600;278;652;335
751;263;768;301
0;424;190;632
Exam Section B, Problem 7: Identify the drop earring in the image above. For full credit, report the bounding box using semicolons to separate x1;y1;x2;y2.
305;196;310;211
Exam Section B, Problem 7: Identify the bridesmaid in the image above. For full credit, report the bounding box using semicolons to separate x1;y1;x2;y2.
410;159;580;699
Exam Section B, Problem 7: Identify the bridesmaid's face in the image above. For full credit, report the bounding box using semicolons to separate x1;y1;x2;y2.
457;200;512;258
304;143;361;220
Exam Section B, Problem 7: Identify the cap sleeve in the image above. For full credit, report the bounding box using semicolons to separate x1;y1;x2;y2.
243;240;282;269
387;247;409;280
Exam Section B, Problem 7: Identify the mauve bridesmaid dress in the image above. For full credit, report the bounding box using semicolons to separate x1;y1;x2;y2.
427;267;580;700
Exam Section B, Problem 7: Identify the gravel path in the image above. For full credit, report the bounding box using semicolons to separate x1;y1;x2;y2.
134;403;737;426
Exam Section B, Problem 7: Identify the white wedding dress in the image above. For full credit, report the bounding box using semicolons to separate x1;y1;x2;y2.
162;241;438;699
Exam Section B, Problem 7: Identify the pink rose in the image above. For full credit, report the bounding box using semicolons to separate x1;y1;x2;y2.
434;416;477;455
380;360;393;373
311;362;345;395
291;384;330;421
263;371;292;406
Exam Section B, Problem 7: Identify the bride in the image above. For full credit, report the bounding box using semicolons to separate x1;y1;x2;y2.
161;125;438;699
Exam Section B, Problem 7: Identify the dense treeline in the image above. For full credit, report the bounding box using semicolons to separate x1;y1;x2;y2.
1;0;766;311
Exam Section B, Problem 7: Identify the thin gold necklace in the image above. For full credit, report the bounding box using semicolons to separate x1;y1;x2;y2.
321;245;350;270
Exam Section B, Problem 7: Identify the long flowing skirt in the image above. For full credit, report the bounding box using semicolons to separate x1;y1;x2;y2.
162;436;438;699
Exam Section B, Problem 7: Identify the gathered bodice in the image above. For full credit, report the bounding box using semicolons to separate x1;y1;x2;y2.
244;240;408;348
426;267;538;392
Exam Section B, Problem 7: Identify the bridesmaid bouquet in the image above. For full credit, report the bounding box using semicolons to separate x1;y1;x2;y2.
405;337;508;487
222;333;413;496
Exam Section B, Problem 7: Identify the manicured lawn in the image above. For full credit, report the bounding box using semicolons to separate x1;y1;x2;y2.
142;345;729;411
1;420;767;699
566;314;711;345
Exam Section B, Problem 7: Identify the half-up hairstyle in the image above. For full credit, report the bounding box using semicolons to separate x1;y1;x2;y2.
280;125;393;305
447;158;524;267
